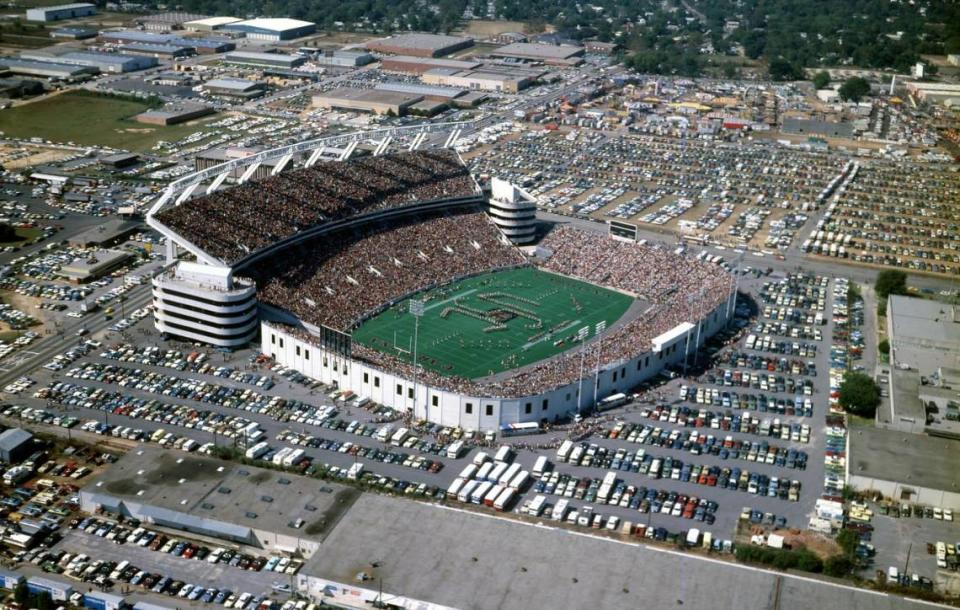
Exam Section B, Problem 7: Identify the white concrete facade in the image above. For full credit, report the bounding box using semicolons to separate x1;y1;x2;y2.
262;298;731;431
488;178;537;245
153;261;257;348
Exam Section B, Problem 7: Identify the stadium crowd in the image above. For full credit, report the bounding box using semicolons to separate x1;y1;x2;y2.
252;208;525;331
266;225;735;401
155;150;478;264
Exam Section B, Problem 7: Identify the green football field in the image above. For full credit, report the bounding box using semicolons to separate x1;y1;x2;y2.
351;267;634;380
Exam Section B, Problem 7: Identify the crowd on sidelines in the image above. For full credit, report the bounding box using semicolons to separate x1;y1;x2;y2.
252;208;525;331
267;225;734;401
154;150;478;264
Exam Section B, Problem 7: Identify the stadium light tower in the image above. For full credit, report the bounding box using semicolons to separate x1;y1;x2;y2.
725;251;745;326
576;325;589;416
592;320;607;401
409;299;425;420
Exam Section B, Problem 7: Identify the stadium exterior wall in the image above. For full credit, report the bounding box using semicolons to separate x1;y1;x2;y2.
261;299;731;430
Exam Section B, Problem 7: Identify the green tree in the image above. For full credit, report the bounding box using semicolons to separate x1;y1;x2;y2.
35;591;52;610
13;580;28;606
768;58;802;81
878;339;890;355
812;71;831;89
838;76;871;102
835;528;860;556
824;554;855;577
875;270;908;300
839;371;881;417
0;223;16;242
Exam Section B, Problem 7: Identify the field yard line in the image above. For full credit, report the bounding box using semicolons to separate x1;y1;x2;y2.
522;319;582;350
424;288;478;312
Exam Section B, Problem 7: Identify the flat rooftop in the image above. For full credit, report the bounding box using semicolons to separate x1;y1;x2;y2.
849;426;960;492
83;447;359;541
314;86;421;106
888;295;960;372
68;218;139;246
491;42;585;60
303;493;935;610
367;33;473;53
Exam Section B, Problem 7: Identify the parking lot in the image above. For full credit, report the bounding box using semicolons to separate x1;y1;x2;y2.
0;265;849;552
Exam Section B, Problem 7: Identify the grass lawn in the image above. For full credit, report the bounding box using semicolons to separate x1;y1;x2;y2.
352;267;634;379
0;226;42;246
0;91;215;153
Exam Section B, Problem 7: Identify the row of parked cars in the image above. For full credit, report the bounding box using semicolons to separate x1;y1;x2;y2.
628;405;812;442
677;385;814;416
277;430;444;473
751;321;822;341
720;351;818;378
99;343;275;389
533;470;720;525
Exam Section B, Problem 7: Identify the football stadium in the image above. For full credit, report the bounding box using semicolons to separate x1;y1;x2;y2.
147;124;736;431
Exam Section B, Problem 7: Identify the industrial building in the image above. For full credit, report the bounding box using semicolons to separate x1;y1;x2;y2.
136;103;215;125
202;78;267;100
194;147;281;181
373;82;467;102
59;249;133;283
312;86;424;115
99;31;234;54
135;11;210;32
883;295;960;432
0;58;96;80
222;18;316;41
118;43;194;59
366;33;474;58
26;576;73;602
183;16;243;32
223;51;305;69
849;427;960;510
0;428;33;464
296;492;931;610
380;55;482;75
22;51;158;74
80;446;349;556
490;42;585;66
904;81;960;105
0;78;43;99
26;3;95;22
422;65;546;93
50;26;97;40
311;50;375;68
98;153;140;169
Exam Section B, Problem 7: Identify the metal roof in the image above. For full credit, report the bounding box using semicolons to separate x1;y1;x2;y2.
0;428;31;452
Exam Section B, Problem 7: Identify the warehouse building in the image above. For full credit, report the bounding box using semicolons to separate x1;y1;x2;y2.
222;18;316;41
80;447;355;556
202;77;267;99
183;16;242;32
59;249;133;283
0;428;33;464
782;117;854;138
312;86;423;115
68;219;140;249
381;55;481;75
50;26;97;40
135;11;210;32
26;3;95;22
312;50;375;68
297;493;933;610
99;31;234;54
224;50;304;69
883;295;960;432
366;33;474;58
136;102;215;125
24;51;158;74
422;65;545;93
849;427;960;510
194;146;281;180
26;576;73;602
0;58;96;79
491;42;585;66
118;43;194;59
0;78;44;99
373;82;467;103
904;81;960;105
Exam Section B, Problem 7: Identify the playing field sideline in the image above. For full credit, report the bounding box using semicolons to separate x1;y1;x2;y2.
351;267;634;380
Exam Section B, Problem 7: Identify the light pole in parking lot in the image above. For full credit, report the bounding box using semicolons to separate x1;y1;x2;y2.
725;252;745;326
409;300;424;420
575;326;589;416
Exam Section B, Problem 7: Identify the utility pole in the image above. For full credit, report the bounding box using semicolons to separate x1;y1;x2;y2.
409;300;424;420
